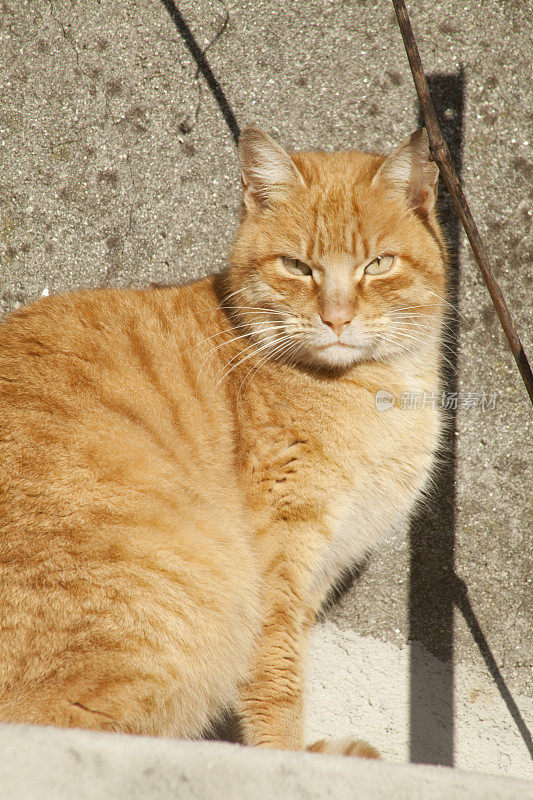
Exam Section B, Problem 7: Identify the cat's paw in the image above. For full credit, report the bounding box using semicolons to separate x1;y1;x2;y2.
306;737;380;759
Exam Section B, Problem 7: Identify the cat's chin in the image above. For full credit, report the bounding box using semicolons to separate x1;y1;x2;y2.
309;343;367;370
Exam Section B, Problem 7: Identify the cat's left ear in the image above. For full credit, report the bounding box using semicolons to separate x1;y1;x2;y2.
371;129;439;215
238;126;305;213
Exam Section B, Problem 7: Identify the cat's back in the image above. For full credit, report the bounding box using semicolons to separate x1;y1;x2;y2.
0;276;249;553
0;280;233;468
1;279;249;542
0;280;219;409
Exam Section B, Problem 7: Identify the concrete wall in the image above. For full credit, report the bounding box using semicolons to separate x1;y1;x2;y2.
1;724;531;800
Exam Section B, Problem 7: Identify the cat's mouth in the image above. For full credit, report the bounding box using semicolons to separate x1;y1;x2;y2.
316;342;355;350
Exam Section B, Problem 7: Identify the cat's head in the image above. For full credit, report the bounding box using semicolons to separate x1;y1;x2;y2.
225;126;447;372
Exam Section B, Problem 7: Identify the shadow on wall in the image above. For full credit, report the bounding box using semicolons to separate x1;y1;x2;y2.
409;71;532;766
407;70;464;767
162;3;532;764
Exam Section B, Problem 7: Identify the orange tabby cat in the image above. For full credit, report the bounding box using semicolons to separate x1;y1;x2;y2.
0;127;445;757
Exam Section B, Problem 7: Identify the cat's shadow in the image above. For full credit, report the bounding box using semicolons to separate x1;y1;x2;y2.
205;709;243;744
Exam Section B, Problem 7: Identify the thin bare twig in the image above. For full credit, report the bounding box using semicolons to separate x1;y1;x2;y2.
392;0;533;405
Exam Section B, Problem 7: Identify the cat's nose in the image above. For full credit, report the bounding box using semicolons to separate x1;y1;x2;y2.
320;306;355;338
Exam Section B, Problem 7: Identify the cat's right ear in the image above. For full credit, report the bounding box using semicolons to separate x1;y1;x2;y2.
238;126;305;213
371;129;439;215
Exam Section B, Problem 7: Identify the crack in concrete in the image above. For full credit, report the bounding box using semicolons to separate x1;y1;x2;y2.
102;154;139;286
193;0;230;81
179;79;203;136
164;1;232;137
500;597;526;670
122;156;138;254
176;2;231;134
47;0;80;68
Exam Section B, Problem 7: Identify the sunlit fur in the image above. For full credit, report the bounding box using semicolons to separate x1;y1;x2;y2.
0;129;447;758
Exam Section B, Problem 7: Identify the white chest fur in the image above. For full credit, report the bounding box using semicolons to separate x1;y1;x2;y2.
310;411;438;600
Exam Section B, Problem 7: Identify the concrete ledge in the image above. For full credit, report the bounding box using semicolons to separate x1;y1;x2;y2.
0;723;530;800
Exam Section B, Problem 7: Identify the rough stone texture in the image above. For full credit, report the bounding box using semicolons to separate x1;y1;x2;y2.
0;0;531;780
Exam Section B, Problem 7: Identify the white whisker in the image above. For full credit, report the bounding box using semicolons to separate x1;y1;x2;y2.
389;312;458;328
425;289;466;320
221;305;292;314
390;303;442;313
199;286;250;325
237;338;300;401
194;320;273;348
196;328;288;390
214;331;296;391
220;286;249;304
200;324;287;362
390;323;459;357
383;330;458;374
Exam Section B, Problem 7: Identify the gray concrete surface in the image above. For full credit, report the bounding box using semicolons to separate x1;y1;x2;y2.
306;622;533;775
0;723;531;800
0;0;531;783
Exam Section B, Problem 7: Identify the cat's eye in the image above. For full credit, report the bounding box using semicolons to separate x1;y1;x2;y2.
364;254;395;276
282;256;313;277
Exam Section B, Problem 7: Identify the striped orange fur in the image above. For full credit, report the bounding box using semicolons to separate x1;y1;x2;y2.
0;127;446;757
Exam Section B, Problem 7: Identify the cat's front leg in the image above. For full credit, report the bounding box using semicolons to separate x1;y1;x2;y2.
239;571;380;757
238;544;314;750
237;525;380;759
237;516;330;750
